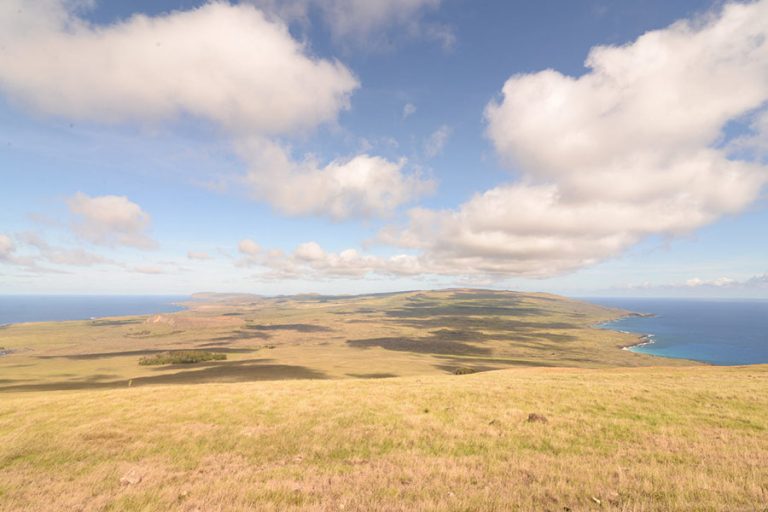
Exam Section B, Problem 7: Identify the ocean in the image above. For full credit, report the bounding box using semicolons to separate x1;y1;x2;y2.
0;295;188;325
586;298;768;366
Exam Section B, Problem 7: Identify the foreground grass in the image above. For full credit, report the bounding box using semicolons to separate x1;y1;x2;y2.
1;365;766;511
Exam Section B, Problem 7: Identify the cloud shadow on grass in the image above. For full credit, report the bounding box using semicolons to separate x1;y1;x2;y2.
347;336;492;356
246;323;334;333
0;359;327;392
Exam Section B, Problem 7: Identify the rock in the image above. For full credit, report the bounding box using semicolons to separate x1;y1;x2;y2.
119;470;142;486
527;413;548;424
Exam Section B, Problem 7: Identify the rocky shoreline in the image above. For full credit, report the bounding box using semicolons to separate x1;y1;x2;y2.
621;333;656;351
626;312;655;318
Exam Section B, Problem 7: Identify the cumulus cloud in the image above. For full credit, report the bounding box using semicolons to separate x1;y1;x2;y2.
68;193;156;249
240;139;434;220
0;0;357;135
239;239;262;256
237;239;422;280
379;1;768;278
0;1;425;219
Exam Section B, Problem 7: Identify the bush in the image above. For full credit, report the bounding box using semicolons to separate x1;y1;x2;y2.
138;351;227;366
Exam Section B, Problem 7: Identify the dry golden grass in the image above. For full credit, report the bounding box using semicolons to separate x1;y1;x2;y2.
1;290;755;511
1;365;766;511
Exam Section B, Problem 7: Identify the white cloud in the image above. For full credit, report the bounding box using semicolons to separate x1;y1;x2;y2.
0;1;357;136
240;139;434;220
238;239;422;280
0;234;15;262
0;1;423;220
402;103;417;119
237;238;262;267
379;1;768;278
424;124;451;158
0;231;117;273
45;248;112;266
68;193;156;249
622;274;768;291
0;233;40;269
16;231;114;266
295;241;327;262
687;274;768;290
685;277;737;288
187;251;213;261
684;274;768;290
238;239;262;257
129;265;170;275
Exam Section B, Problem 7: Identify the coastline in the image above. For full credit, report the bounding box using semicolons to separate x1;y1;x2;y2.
619;333;656;351
0;295;188;327
597;308;710;366
600;310;660;352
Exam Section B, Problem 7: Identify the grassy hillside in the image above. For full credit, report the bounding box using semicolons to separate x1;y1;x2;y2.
2;290;755;511
1;365;766;511
0;290;695;392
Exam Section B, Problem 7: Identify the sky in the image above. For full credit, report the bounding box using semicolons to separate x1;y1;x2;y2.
1;0;767;297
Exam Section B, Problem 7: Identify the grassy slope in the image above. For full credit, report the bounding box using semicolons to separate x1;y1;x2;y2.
2;290;761;511
1;365;767;511
0;290;694;392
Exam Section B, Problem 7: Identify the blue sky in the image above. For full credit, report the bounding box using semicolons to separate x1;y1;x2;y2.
1;0;767;297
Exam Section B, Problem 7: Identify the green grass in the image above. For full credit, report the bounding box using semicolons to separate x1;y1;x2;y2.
138;351;227;366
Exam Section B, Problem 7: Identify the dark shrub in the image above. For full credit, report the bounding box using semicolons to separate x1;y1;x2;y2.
138;351;226;366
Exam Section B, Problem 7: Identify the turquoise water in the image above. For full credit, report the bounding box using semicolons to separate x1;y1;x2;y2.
586;298;768;366
0;295;187;325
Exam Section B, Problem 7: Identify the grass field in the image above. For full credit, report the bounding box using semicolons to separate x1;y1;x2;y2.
1;365;766;511
0;290;694;392
1;290;763;511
